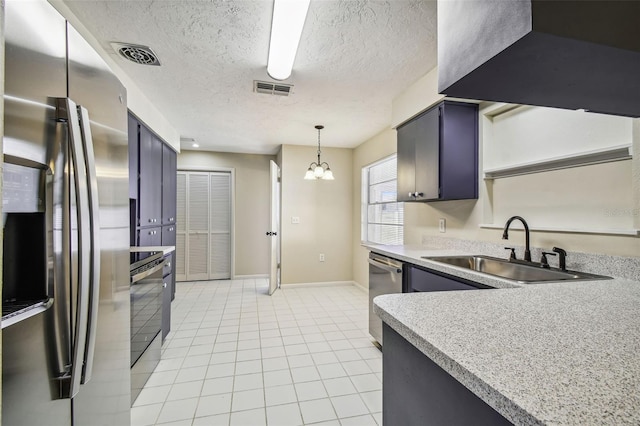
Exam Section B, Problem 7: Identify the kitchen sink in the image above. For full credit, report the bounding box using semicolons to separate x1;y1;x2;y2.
421;255;612;284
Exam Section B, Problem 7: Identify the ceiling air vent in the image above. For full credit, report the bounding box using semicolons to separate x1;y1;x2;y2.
110;42;161;66
254;80;293;96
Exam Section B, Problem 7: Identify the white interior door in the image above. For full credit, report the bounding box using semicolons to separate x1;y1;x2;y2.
268;160;280;295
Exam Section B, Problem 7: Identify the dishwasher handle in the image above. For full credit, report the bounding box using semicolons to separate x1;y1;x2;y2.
368;257;402;274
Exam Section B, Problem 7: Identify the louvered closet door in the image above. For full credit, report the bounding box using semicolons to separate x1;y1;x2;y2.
175;170;232;282
186;172;209;280
210;173;231;279
175;172;187;281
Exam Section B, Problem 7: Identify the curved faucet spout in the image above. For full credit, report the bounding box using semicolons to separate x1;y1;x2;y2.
502;216;531;262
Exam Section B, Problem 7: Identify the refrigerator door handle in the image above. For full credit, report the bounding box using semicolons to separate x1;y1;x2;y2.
64;98;92;398
78;105;101;385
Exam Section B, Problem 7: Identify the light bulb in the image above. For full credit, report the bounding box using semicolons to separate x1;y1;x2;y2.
314;165;324;177
304;168;315;180
322;168;334;180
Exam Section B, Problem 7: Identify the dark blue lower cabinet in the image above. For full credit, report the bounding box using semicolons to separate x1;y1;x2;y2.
161;252;174;342
382;324;512;425
407;265;492;292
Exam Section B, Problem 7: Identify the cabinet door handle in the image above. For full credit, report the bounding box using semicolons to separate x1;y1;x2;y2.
163;282;167;288
169;227;174;232
166;262;171;268
408;192;414;198
415;192;423;197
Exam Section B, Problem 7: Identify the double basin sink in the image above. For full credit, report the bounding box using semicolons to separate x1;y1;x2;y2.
422;255;611;284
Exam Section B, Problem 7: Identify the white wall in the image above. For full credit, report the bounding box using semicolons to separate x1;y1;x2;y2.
177;151;276;277
391;67;444;128
484;105;633;170
280;145;353;285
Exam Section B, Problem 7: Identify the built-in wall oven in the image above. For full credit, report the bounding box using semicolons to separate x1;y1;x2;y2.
129;252;165;404
368;252;404;346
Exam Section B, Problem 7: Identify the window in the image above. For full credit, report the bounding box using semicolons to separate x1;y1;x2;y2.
362;155;403;245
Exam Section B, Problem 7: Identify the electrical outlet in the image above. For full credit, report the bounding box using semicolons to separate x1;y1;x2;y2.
319;253;325;262
292;216;300;224
439;218;446;233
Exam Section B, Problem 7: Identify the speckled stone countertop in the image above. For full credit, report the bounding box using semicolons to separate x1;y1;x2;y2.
367;244;640;425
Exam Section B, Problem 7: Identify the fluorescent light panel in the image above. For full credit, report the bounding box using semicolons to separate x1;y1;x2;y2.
267;0;311;80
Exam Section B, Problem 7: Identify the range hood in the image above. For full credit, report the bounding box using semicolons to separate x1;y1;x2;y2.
437;1;640;117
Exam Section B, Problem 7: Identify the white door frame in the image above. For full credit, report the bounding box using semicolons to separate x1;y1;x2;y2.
176;166;235;281
268;160;281;295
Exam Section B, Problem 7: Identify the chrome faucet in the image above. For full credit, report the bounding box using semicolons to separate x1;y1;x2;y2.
502;216;531;262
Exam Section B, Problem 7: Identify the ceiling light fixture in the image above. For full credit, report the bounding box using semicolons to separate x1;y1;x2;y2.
267;0;311;80
304;125;334;180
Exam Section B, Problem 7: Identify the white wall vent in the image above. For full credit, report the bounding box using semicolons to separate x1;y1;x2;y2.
111;42;161;66
254;80;293;96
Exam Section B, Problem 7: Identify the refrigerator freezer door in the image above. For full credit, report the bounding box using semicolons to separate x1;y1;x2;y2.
66;22;131;425
2;314;72;426
2;1;72;424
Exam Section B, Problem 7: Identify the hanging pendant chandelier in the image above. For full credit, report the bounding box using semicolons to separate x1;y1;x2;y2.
304;125;334;180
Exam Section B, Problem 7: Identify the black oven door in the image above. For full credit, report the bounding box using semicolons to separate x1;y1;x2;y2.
130;258;165;367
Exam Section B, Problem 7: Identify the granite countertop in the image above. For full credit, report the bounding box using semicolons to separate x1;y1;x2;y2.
368;244;640;425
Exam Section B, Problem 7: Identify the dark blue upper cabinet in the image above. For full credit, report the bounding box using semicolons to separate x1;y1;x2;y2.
397;101;478;202
161;144;177;225
139;126;163;226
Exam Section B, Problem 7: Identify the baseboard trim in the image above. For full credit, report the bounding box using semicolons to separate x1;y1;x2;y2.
352;281;368;294
281;280;358;289
233;274;269;279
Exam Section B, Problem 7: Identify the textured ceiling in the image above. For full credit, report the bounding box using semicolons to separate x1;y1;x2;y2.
63;0;438;154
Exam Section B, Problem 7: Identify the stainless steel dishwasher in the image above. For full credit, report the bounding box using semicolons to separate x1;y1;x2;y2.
368;252;404;346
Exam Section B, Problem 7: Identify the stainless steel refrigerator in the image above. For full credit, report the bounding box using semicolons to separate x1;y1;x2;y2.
2;0;131;424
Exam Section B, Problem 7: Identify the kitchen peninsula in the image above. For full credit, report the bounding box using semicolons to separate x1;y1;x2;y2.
371;245;640;425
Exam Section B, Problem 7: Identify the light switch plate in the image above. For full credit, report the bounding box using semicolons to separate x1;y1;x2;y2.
292;216;300;224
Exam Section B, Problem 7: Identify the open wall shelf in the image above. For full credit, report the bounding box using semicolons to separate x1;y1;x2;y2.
484;144;632;180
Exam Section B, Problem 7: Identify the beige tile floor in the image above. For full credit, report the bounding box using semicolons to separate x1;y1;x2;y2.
131;279;382;426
